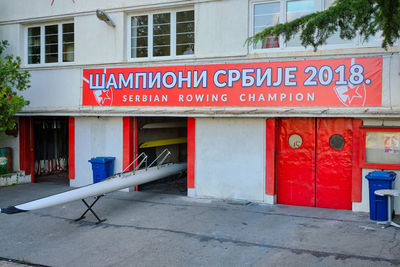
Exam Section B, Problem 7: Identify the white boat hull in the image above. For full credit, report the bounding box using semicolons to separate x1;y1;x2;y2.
1;163;187;214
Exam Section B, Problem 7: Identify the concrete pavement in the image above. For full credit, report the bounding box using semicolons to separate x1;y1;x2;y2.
0;183;399;267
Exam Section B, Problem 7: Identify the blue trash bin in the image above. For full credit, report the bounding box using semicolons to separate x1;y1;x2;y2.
88;157;115;183
365;171;396;221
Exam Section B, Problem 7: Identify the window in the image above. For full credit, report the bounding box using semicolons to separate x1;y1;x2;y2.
323;0;353;45
62;23;74;62
131;16;148;58
324;0;382;46
45;25;58;63
253;0;315;49
285;0;314;47
130;10;194;59
253;2;280;49
252;0;379;50
27;22;74;65
153;13;171;57
360;127;400;170
28;27;41;64
176;10;195;55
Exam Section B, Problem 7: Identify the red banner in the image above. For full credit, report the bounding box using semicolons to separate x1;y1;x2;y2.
82;57;382;107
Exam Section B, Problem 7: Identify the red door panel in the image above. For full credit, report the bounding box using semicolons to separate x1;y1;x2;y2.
277;118;315;207
316;118;353;210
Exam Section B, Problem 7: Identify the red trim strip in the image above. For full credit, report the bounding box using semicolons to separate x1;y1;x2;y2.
360;163;400;170
134;117;138;164
266;118;277;195
360;126;400;129
351;119;363;202
30;119;35;182
187;118;195;188
68;117;75;179
123;117;134;171
134;117;138;191
19;117;32;177
19;117;26;172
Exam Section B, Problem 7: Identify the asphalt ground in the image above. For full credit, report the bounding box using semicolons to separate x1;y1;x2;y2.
0;183;399;267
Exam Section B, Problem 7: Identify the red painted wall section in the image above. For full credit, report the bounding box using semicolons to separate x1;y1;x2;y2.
134;117;138;163
19;117;27;173
19;117;30;175
123;117;134;172
187;118;195;188
68;117;75;179
265;118;276;195
19;117;34;181
30;119;35;182
352;119;363;202
134;117;138;191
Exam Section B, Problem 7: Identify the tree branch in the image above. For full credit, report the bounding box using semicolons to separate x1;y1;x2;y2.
246;0;400;51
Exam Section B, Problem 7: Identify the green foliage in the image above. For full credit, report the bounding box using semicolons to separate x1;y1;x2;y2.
0;40;30;132
247;0;400;51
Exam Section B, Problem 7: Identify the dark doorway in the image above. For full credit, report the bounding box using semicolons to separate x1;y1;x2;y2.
137;117;187;195
33;117;69;185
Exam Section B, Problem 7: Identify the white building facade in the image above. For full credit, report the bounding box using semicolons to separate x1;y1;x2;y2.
1;0;400;214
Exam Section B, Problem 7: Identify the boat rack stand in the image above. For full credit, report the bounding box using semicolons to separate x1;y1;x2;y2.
75;195;106;224
74;149;171;225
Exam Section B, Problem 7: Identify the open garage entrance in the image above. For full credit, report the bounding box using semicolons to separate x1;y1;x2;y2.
33;117;69;185
277;118;353;210
136;117;188;195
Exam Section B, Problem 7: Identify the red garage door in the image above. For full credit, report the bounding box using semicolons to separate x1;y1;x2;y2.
277;118;353;210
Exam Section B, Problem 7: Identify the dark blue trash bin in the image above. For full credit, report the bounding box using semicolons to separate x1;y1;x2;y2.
365;171;396;221
88;157;115;183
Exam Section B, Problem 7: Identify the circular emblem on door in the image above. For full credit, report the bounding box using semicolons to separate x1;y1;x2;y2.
329;134;345;150
289;134;303;149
